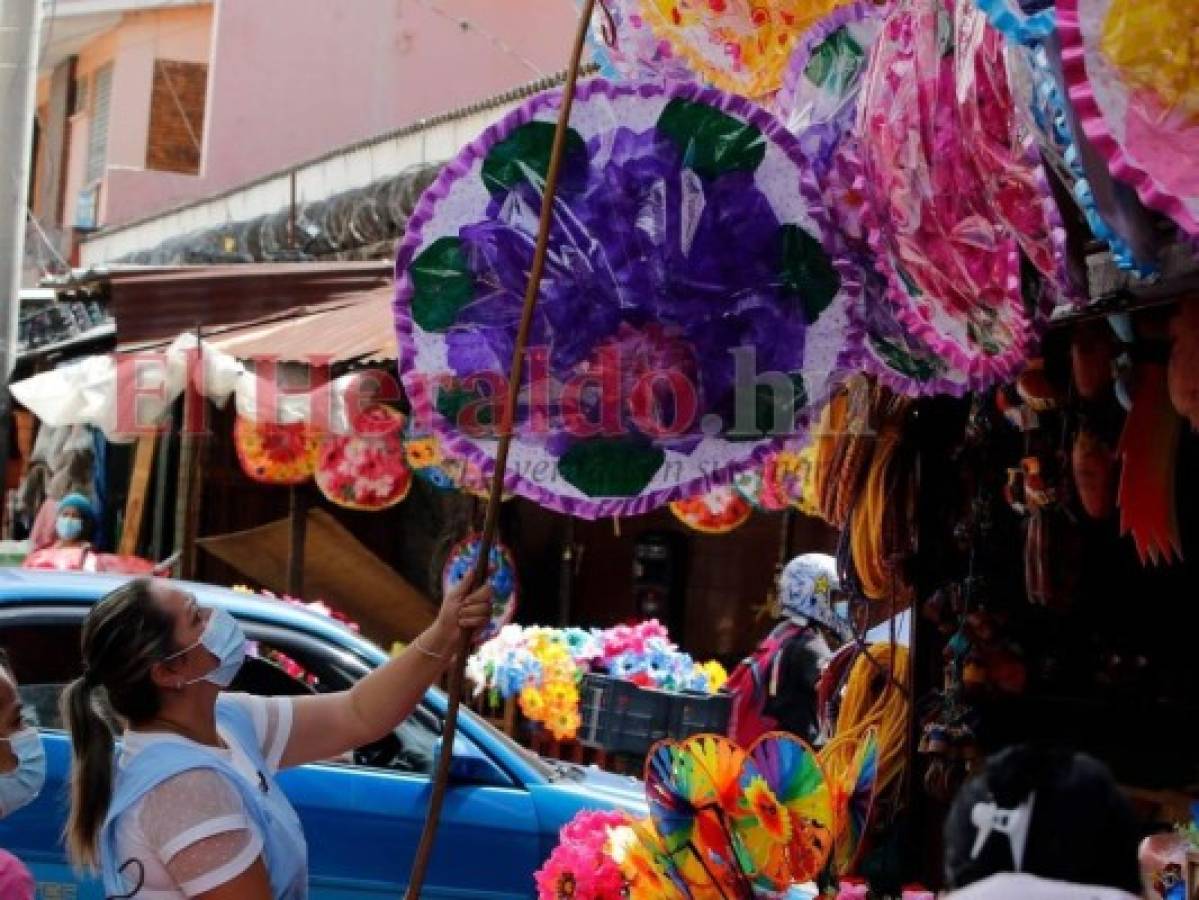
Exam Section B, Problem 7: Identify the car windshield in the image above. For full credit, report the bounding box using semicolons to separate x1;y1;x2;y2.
269;620;561;782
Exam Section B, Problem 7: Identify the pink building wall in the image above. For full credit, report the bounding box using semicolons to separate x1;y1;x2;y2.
70;0;579;228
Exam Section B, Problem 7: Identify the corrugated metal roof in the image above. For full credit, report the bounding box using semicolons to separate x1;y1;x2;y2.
205;288;396;364
117;286;397;364
107;261;393;344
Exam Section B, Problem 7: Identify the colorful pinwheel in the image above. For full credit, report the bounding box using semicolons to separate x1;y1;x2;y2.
737;732;836;889
824;727;880;874
396;80;857;520
646;735;755;897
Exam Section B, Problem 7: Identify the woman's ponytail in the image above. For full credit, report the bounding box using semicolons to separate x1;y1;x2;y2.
60;578;176;872
61;675;114;870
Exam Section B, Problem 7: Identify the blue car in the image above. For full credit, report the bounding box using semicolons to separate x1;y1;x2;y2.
0;569;645;898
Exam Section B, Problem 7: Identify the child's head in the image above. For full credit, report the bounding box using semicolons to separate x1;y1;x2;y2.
944;744;1142;895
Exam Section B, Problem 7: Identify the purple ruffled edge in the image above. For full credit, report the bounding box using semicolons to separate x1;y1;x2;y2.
776;0;895;117
393;77;860;521
1057;0;1199;237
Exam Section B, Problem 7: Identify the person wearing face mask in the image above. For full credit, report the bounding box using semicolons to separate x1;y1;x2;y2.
50;492;95;550
726;553;852;747
1;649;44;900
61;576;492;899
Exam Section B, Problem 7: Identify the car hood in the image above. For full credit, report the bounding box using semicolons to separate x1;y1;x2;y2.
530;762;648;846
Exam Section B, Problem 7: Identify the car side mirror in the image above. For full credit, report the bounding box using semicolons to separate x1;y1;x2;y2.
432;736;510;787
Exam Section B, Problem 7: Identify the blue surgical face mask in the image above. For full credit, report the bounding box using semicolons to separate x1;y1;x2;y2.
0;726;46;818
166;608;246;689
56;515;83;541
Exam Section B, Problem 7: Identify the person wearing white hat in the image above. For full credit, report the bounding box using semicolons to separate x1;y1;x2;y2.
727;553;851;746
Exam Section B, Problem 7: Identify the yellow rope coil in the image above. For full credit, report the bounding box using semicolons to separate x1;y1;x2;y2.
821;643;910;801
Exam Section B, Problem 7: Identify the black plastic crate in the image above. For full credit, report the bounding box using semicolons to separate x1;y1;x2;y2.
577;673;673;755
668;690;732;740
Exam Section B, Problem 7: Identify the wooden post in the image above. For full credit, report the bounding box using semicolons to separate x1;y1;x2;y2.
175;329;206;580
150;417;173;561
119;433;158;557
287;484;308;597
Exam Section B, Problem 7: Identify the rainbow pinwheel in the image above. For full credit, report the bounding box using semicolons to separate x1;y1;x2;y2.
441;535;519;644
646;735;755;897
639;0;843;99
395;80;857;520
1058;0;1199;236
824;727;880;874
737;732;836;889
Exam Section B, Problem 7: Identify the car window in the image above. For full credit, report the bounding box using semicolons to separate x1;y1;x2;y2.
245;631;440;776
0;615;441;776
0;622;84;730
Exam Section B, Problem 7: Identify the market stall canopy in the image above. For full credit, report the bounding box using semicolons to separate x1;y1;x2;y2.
118;288;397;364
9;333;389;443
96;261;392;345
197;508;437;645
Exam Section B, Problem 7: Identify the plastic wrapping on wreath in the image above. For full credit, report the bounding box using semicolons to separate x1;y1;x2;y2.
1058;0;1199;236
395;81;859;520
1006;35;1162;273
582;0;694;83
859;0;1033;388
637;0;843;99
773;1;891;146
953;0;1075;303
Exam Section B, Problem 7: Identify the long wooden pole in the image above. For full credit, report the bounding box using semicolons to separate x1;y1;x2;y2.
403;2;597;894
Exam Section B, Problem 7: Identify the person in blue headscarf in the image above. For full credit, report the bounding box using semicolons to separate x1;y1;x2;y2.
51;493;96;550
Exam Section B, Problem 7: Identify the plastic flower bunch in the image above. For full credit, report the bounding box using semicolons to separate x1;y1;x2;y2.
466;624;542;703
533;809;631;900
600;620;671;661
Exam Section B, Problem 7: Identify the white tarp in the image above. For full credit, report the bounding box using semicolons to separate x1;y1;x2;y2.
11;333;380;443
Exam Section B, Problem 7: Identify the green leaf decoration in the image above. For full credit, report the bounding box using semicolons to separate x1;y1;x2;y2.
803;27;865;93
870;334;945;382
435;383;495;433
779;224;841;322
558;438;664;498
656;99;767;179
410;237;475;332
481;121;588;195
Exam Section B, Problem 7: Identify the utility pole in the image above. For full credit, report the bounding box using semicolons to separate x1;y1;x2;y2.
0;0;44;473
